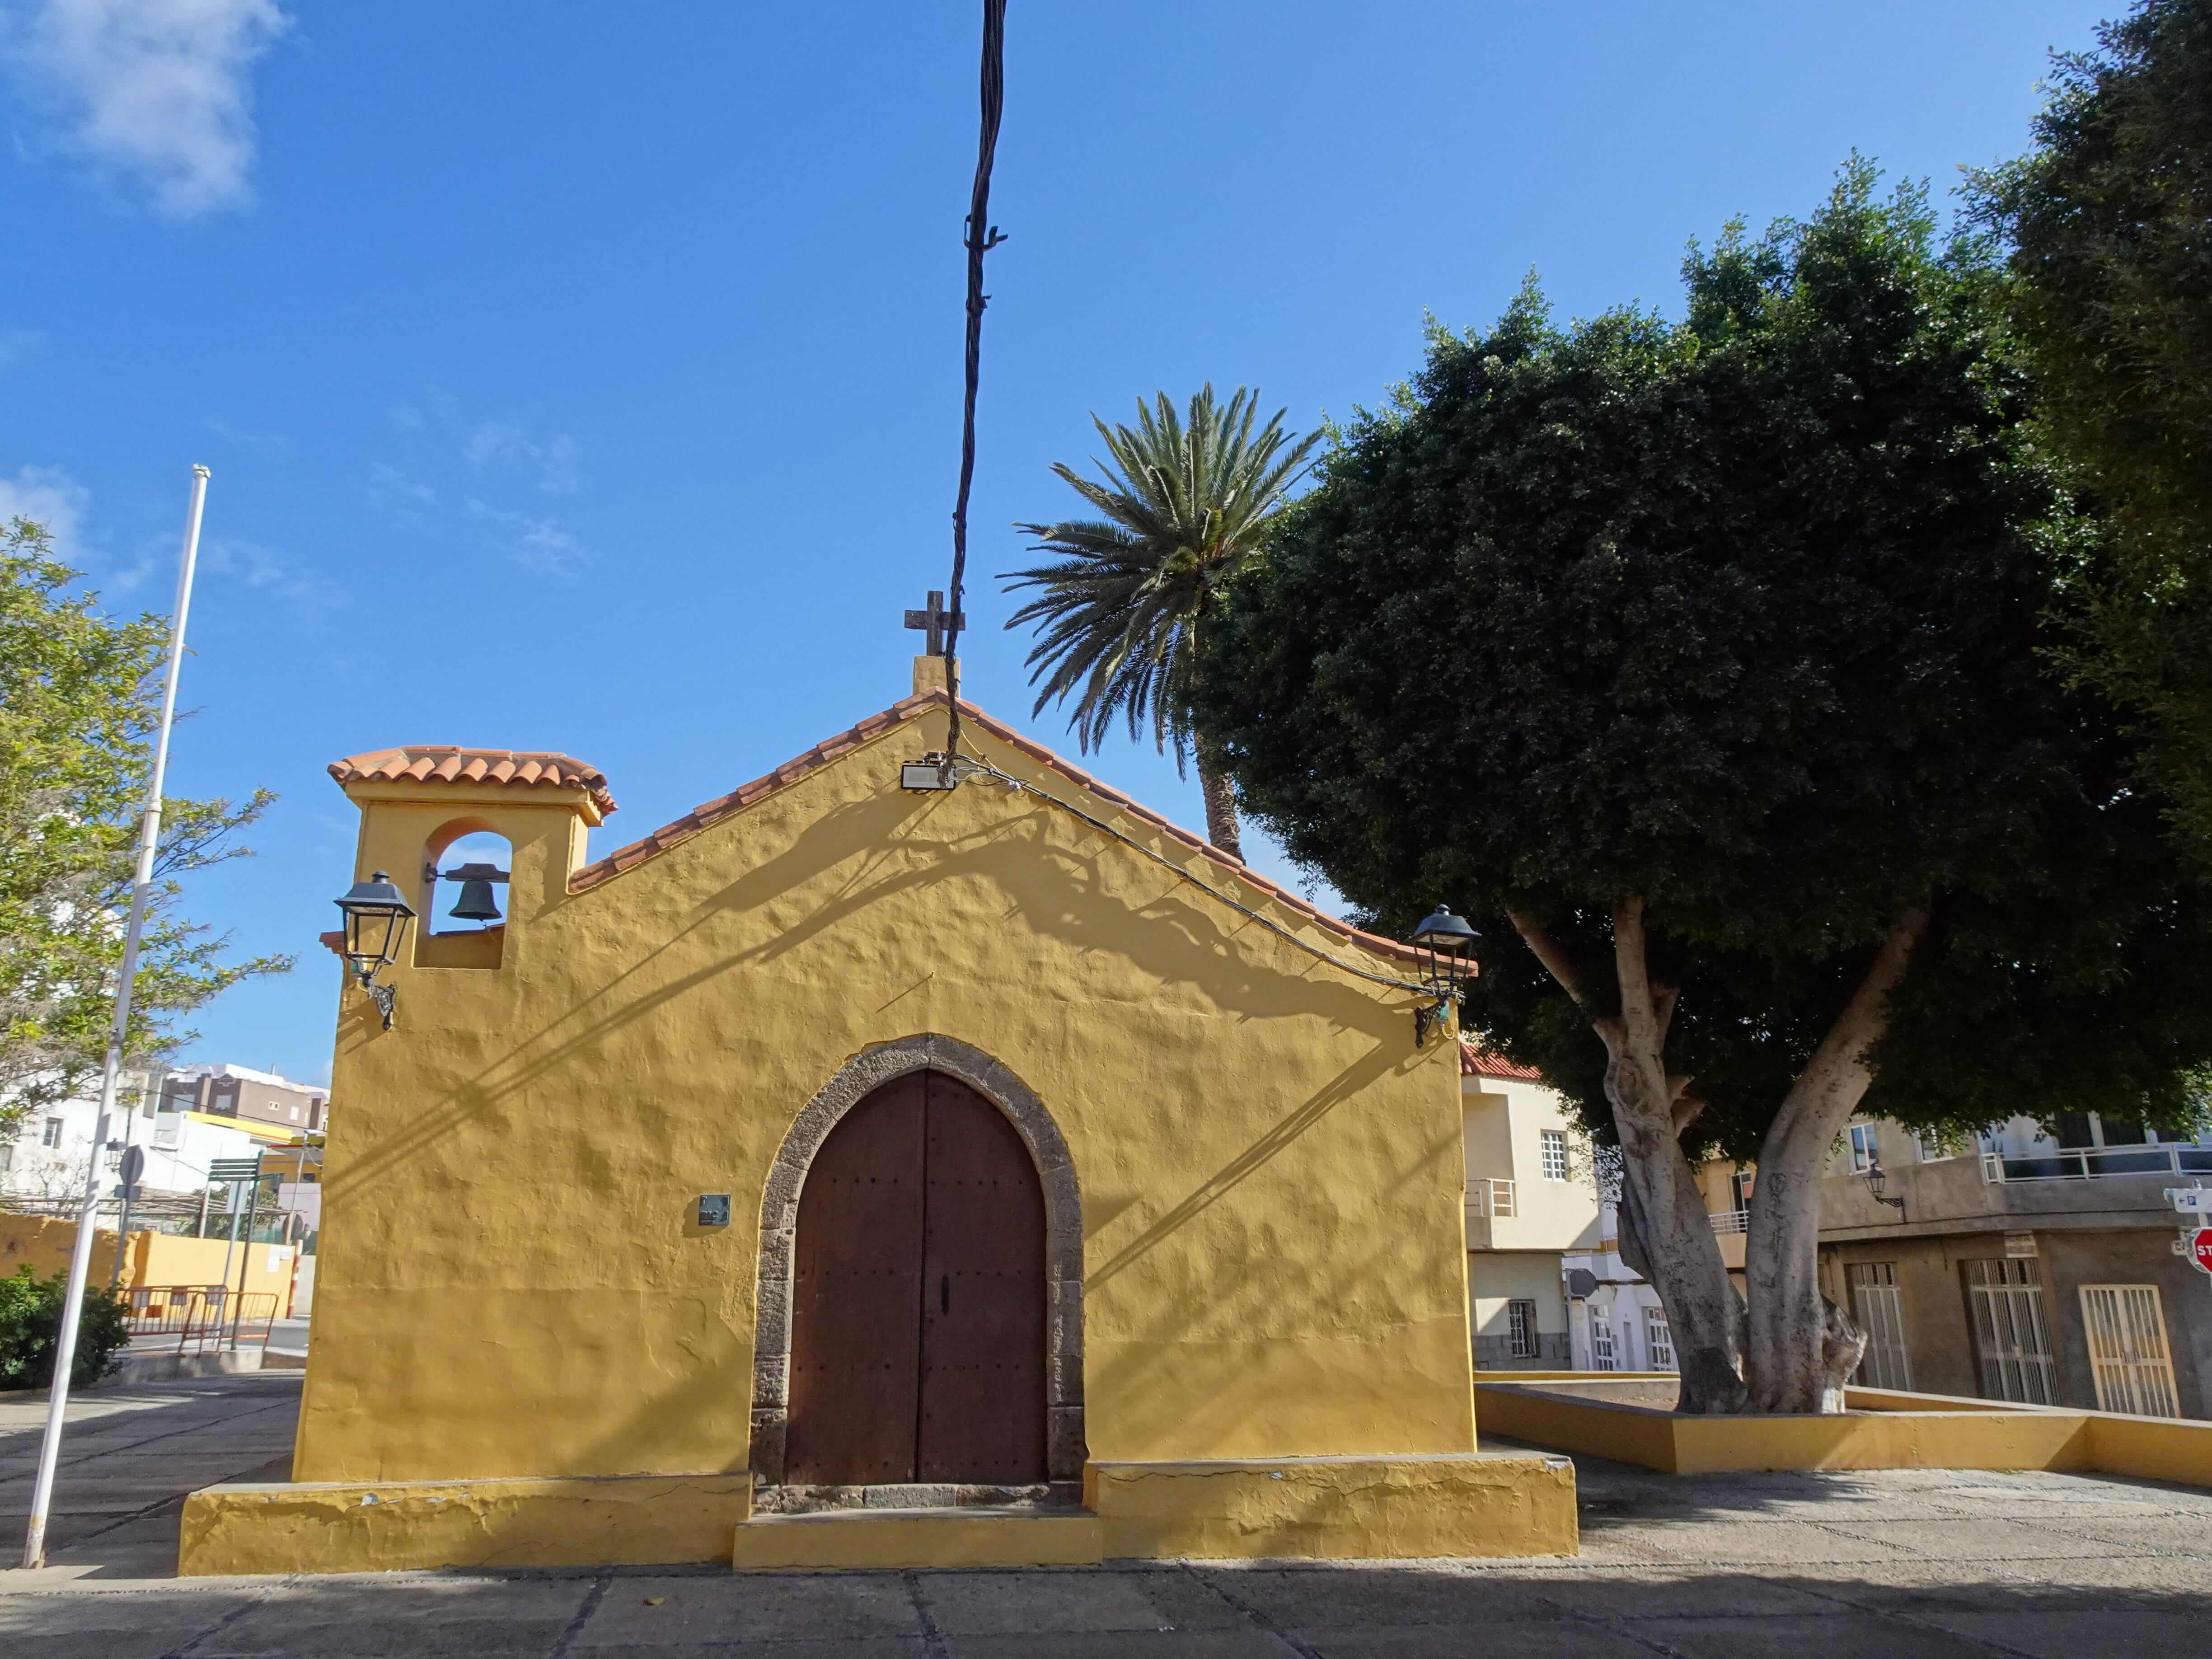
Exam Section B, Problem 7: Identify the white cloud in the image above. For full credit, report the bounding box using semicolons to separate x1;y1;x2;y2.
201;533;345;620
367;461;435;510
468;499;587;579
464;421;580;495
8;0;289;217
0;462;89;557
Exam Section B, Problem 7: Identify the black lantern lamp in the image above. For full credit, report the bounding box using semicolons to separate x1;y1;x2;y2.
334;871;415;1030
1863;1156;1906;1217
1410;904;1478;1047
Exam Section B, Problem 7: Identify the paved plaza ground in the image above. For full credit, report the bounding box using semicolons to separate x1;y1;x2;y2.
4;1373;2211;1657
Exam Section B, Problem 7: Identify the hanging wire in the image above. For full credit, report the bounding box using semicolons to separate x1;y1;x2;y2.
941;0;1008;773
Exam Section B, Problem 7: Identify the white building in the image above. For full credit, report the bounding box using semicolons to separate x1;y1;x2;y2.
1460;1045;1603;1368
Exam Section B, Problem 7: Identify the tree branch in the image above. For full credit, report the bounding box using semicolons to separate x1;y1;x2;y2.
1507;909;1595;1015
1771;904;1932;1143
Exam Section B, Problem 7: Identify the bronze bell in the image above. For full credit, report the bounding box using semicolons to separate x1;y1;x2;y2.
445;862;506;923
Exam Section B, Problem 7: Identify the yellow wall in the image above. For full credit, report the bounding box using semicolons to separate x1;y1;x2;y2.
298;696;1474;1484
0;1214;290;1310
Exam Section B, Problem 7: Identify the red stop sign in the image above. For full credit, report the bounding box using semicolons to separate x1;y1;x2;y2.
2194;1228;2212;1275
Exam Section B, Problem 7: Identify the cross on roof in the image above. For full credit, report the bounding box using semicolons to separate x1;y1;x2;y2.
903;590;966;656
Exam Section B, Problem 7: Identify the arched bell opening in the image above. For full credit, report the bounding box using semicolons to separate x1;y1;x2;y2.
414;818;511;970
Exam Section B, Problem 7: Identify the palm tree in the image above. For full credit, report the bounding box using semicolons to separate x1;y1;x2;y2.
1002;386;1319;861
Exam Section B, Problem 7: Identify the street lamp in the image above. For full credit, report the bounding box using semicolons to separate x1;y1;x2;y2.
334;871;415;1030
1410;905;1478;1048
1863;1156;1907;1218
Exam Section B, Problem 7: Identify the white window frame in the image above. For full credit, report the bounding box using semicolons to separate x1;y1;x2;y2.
1848;1124;1877;1173
1539;1129;1569;1183
1644;1308;1675;1371
1964;1257;2057;1405
41;1117;64;1149
1847;1261;1912;1390
1589;1310;1617;1372
1507;1298;1540;1359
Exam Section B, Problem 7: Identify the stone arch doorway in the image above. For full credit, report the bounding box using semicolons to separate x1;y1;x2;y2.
785;1069;1044;1485
750;1035;1084;1487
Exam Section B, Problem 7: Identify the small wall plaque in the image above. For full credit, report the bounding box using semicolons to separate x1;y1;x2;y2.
697;1194;731;1228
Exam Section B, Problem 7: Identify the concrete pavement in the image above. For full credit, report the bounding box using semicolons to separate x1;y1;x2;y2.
5;1373;2212;1656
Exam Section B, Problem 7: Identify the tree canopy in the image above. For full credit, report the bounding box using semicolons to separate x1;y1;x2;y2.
1192;164;2212;1409
0;520;287;1128
1970;0;2212;863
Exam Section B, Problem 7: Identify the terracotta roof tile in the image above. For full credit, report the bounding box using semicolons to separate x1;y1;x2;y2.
1460;1041;1544;1082
329;746;617;816
564;690;1428;968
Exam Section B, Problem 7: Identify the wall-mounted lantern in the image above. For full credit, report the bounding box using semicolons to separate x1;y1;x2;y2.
334;870;415;1030
1863;1156;1907;1219
1410;904;1478;1048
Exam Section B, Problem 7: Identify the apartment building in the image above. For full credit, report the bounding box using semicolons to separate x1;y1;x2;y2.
1818;1113;2212;1419
158;1064;328;1133
1460;1043;1602;1368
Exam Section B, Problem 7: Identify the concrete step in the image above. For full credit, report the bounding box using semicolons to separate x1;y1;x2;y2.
730;1504;1101;1570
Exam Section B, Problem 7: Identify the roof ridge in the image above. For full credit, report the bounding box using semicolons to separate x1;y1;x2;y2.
565;689;1417;963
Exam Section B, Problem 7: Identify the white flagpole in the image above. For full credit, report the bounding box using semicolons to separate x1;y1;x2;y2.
22;465;209;1570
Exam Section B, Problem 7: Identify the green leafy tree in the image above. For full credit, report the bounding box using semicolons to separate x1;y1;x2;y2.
1192;166;2212;1414
1969;0;2212;861
1003;386;1320;859
0;520;289;1131
0;1265;130;1389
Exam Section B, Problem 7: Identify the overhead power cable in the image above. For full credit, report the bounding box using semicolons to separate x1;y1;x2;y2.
942;0;1009;770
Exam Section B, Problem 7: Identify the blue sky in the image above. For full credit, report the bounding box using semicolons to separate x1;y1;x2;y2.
0;0;2114;1087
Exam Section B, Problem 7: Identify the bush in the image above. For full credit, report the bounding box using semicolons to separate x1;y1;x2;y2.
0;1264;130;1390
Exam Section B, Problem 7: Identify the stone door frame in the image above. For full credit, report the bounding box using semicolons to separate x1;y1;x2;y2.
750;1034;1085;1483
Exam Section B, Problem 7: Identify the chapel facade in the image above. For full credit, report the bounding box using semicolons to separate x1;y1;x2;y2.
178;661;1575;1574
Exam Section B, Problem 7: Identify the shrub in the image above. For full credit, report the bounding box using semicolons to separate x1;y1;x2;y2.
0;1264;130;1390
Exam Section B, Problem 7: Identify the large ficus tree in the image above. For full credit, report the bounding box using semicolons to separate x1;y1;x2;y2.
1192;166;2212;1414
0;520;288;1130
1969;0;2212;866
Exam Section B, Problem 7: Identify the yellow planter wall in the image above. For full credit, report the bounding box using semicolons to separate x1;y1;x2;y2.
297;695;1476;1487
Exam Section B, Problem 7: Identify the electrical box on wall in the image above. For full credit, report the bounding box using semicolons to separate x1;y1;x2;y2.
697;1194;731;1228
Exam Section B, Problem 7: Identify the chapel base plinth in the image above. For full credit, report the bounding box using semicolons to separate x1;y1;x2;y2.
1084;1453;1579;1561
177;1472;755;1576
729;1505;1104;1569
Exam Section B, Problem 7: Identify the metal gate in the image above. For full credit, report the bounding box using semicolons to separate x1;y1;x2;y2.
785;1069;1047;1486
2080;1284;2179;1418
1847;1261;1912;1390
1964;1257;2056;1405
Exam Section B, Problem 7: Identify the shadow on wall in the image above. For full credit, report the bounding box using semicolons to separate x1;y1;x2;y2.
326;781;1420;1211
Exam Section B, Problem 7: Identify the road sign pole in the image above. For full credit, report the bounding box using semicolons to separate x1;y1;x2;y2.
22;466;208;1571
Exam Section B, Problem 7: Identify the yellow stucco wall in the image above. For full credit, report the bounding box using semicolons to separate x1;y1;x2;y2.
0;1214;291;1307
296;695;1475;1485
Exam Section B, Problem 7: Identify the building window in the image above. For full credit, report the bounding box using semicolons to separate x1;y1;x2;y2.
1847;1261;1912;1390
1963;1258;2057;1405
1644;1308;1675;1371
42;1117;63;1148
2080;1284;2179;1418
1507;1298;1540;1358
1590;1313;1616;1372
1848;1124;1877;1173
1539;1129;1569;1183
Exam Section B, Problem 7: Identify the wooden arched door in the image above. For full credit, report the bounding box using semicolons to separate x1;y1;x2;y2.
784;1069;1047;1485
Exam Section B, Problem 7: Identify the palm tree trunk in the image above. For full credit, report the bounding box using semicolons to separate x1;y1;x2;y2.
1196;737;1244;861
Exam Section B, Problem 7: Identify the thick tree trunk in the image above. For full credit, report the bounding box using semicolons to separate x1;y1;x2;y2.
1741;908;1928;1412
1195;739;1244;861
1514;901;1748;1414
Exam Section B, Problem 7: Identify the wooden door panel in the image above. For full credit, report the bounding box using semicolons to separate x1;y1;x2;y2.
784;1072;926;1484
918;1073;1047;1484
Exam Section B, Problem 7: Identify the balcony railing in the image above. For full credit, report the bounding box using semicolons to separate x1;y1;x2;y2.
1709;1208;1748;1235
1980;1143;2212;1184
1471;1178;1517;1218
